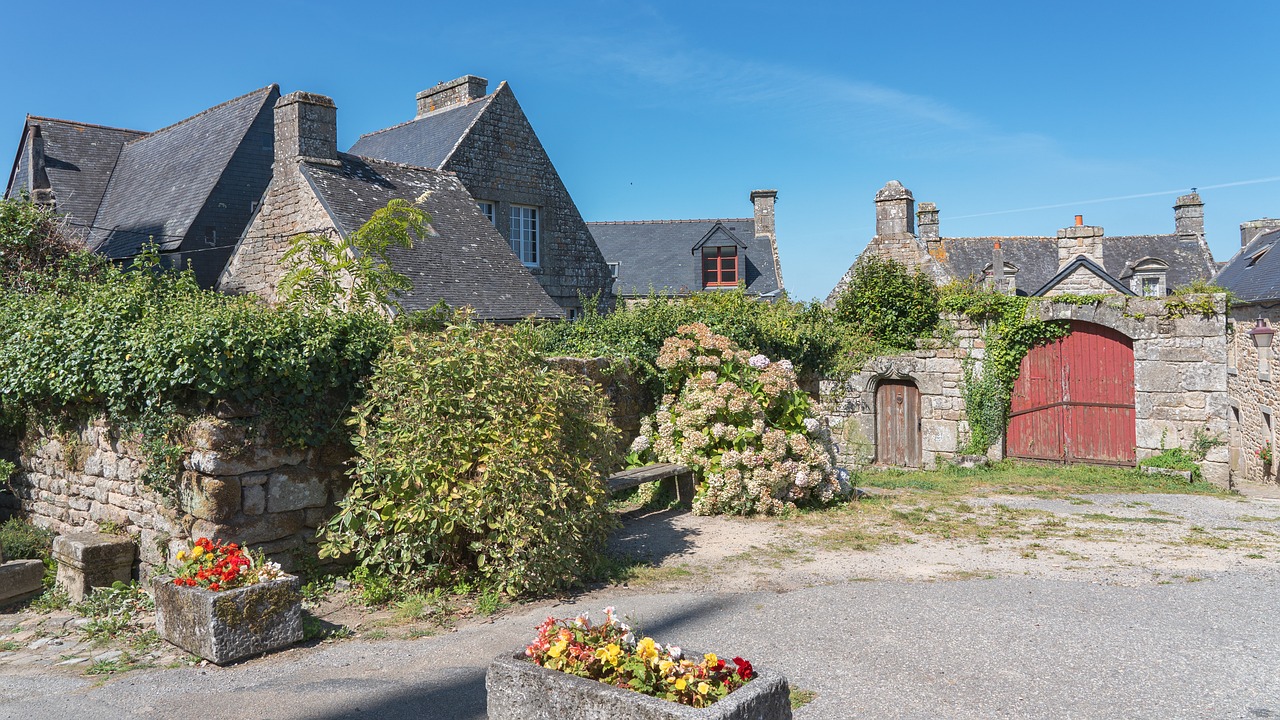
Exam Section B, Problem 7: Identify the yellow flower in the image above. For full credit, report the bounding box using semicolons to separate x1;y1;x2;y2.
697;682;710;695
675;677;687;691
659;659;675;674
190;546;204;559
637;637;659;662
548;640;568;659
704;652;718;665
595;643;622;666
176;550;186;561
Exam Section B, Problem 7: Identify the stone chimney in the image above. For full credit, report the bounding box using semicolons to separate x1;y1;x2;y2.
750;189;783;291
25;124;55;207
1173;191;1204;237
875;180;915;238
1057;214;1104;267
416;75;489;118
917;201;939;245
1240;219;1280;248
992;240;1006;292
274;92;339;167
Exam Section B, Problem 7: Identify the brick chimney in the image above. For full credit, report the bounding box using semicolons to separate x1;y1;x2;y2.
875;180;915;238
1057;214;1104;267
25;124;55;207
1173;191;1204;237
1240;219;1280;248
750;189;783;291
274;92;339;167
416;76;489;118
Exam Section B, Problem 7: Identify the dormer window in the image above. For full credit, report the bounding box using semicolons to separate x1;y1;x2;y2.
981;262;1018;294
1129;258;1168;297
702;246;738;287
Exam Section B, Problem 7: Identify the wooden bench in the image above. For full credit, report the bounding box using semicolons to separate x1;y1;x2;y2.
607;463;695;506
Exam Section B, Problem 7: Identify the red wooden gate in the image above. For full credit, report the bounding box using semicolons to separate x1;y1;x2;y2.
1007;321;1136;465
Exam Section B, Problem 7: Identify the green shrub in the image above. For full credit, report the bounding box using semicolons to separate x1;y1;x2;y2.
0;195;106;293
832;256;939;349
319;319;621;597
0;248;392;448
1139;448;1201;482
0;517;54;562
532;288;864;394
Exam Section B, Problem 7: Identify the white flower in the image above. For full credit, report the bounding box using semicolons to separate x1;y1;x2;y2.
803;417;820;434
776;359;794;372
666;644;682;660
629;435;651;453
622;632;636;647
795;469;810;487
748;354;770;369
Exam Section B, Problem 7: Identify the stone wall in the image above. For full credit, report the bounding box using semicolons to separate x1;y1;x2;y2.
442;83;615;315
820;317;989;470
1041;266;1124;297
819;297;1230;484
0;415;350;579
548;357;651;456
1226;305;1278;485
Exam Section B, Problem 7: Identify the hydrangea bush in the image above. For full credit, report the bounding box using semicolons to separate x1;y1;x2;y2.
629;323;849;515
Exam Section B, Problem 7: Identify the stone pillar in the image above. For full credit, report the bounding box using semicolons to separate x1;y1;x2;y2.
274;92;339;167
1241;219;1280;248
26;124;56;208
1174;192;1204;237
875;180;915;238
416;75;489;117
53;532;136;602
1056;216;1105;267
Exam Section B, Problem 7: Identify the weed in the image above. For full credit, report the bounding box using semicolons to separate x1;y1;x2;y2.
363;630;389;640
75;582;153;643
1079;513;1179;524
406;628;435;640
475;587;506;615
301;611;351;642
0;641;21;652
27;588;70;611
350;566;394;606
1238;515;1280;523
790;688;818;709
85;659;123;676
1246;553;1266;559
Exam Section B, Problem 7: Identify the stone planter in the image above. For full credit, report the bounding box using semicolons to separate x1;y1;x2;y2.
487;650;793;720
152;575;303;665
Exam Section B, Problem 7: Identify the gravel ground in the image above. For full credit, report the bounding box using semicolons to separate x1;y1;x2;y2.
2;491;1279;719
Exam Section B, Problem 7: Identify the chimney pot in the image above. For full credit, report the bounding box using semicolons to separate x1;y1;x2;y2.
1173;191;1205;237
1074;214;1084;227
1241;219;1280;248
416;75;489;117
917;201;939;244
874;180;915;238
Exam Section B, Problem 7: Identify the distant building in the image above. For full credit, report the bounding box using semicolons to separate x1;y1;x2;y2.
350;76;613;316
218;92;562;322
828;180;1218;302
1214;218;1280;484
5;87;280;287
589;190;784;302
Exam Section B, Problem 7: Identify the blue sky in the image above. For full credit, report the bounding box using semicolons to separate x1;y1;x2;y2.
3;1;1277;301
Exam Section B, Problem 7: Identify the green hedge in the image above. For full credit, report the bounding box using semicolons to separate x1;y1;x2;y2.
0;250;392;447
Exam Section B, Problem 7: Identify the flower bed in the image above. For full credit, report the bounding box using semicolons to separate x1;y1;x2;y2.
152;538;302;665
489;608;791;719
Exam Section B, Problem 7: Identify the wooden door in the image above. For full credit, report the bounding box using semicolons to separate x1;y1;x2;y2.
1007;322;1136;465
876;380;921;468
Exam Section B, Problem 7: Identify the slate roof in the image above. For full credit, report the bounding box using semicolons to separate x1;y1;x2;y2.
87;86;277;258
587;219;781;297
1101;235;1217;288
1214;228;1280;304
6;118;145;236
301;153;563;321
348;96;493;170
935;237;1060;295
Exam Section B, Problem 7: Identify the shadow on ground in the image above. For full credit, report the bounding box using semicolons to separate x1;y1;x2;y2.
607;507;698;565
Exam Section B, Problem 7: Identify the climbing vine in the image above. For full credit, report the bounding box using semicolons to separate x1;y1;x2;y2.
939;285;1070;453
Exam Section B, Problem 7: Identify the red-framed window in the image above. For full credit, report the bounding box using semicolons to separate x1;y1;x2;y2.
702;246;738;288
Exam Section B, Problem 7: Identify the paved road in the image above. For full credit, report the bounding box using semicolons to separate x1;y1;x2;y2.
3;569;1278;719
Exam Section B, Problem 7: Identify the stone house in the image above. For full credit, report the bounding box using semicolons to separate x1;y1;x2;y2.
5;86;280;287
828;181;1219;301
217;92;562;322
1214;218;1280;484
349;75;614;317
821;180;1228;482
587;190;785;302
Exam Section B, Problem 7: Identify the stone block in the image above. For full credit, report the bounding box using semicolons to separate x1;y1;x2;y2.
152;575;303;665
1180;363;1226;393
0;560;45;607
186;447;306;477
192;511;305;546
243;484;266;515
179;472;241;523
921;419;958;453
1134;362;1181;393
486;650;793;720
267;470;327;513
52;532;135;602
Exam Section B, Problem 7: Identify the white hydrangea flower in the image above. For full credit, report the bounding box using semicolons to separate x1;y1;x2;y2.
748;354;771;369
630;435;651;453
804;417;820;434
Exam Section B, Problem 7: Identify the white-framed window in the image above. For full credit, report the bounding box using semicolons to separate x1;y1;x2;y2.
509;205;539;266
477;201;496;227
607;261;620;279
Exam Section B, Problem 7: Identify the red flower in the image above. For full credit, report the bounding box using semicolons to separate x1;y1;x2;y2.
173;578;183;586
732;657;754;680
209;582;221;591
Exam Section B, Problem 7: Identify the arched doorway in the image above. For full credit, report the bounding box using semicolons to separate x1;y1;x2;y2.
1007;321;1136;465
876;379;921;468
